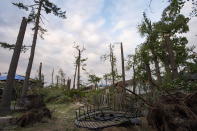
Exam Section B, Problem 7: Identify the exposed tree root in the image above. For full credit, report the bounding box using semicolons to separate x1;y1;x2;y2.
147;92;197;131
17;107;51;127
16;95;51;127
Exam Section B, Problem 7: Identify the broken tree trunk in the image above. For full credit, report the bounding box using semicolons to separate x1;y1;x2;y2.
0;17;27;114
73;62;78;89
77;50;81;89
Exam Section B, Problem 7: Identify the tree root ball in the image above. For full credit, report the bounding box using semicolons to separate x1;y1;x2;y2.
17;107;51;127
147;92;197;131
17;95;51;127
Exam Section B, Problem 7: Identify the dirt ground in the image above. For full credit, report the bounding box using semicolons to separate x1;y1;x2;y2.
2;103;153;131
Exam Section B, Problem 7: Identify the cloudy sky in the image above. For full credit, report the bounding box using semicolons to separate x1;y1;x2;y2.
0;0;196;85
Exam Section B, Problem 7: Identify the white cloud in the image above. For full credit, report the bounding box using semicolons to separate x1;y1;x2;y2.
0;0;196;86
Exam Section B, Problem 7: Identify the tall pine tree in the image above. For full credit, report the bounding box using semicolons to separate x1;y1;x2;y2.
13;0;66;104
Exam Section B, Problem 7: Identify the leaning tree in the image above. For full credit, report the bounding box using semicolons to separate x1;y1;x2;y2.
0;18;28;114
12;0;66;104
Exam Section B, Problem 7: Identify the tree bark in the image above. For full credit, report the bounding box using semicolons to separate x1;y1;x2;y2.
77;50;81;89
110;44;115;86
120;43;126;90
152;53;162;84
145;62;155;88
67;78;71;90
161;38;171;78
38;62;42;87
20;1;43;104
56;75;59;86
147;39;162;84
132;63;136;93
0;17;27;114
163;53;171;77
73;64;77;89
164;34;178;79
145;61;161;93
38;62;42;81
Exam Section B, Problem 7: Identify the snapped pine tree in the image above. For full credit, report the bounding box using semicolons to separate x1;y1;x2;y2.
72;62;78;89
13;0;66;104
73;45;86;89
101;44;121;86
77;49;81;89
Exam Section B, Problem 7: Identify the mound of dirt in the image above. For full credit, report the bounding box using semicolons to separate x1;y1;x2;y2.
147;92;197;131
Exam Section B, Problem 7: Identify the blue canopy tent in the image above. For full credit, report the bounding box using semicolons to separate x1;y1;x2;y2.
0;74;26;97
0;74;25;81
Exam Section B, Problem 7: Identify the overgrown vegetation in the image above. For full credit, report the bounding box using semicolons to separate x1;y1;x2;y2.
30;87;85;104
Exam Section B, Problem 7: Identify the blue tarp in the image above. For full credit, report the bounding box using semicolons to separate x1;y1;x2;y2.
0;74;25;81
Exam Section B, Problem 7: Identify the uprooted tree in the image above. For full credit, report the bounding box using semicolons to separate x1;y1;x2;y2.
16;94;52;127
125;0;197;130
147;92;197;131
129;0;196;95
